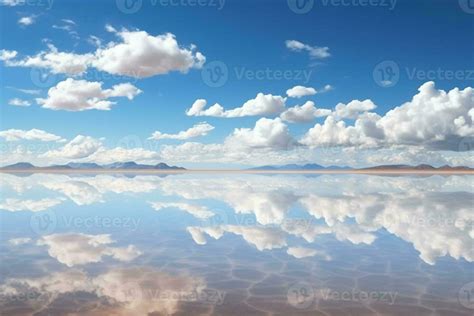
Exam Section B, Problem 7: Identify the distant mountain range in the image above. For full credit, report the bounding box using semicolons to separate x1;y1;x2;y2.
360;164;473;171
0;162;472;172
249;163;351;170
250;163;472;171
0;162;185;170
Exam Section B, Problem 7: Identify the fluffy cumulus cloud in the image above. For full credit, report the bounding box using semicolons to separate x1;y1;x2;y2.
37;233;142;267
0;198;64;212
18;15;35;26
41;135;103;159
286;85;316;98
28;134;161;165
1;27;205;78
36;78;141;111
280;101;332;123
4;43;94;75
93;28;205;78
0;128;65;142
0;49;18;61
186;93;286;118
334;99;377;119
148;122;214;140
378;82;474;150
301;82;474;151
0;267;205;315
8;98;31;107
285;40;330;59
226;117;297;150
150;201;214;219
187;225;287;251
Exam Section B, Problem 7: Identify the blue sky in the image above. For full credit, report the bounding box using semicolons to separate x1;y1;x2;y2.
0;0;473;167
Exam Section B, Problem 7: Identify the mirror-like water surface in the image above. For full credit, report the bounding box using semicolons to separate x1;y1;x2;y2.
1;173;473;315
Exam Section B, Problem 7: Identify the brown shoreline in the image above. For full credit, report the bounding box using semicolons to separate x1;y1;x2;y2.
1;169;473;175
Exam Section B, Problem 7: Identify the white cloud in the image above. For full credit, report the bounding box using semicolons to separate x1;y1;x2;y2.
1;27;205;78
378;82;474;150
148;122;214;140
226;117;297;150
93;28;205;78
285;40;330;59
8;98;31;107
5;43;94;75
0;198;64;212
61;19;76;25
52;20;79;40
0;49;17;61
188;225;287;251
8;237;32;245
280;101;332;123
36;78;141;111
300;115;371;148
0;128;65;142
186;93;286;118
18;15;35;26
41;135;102;159
1;0;23;5
150;201;214;219
334;99;377;119
185;99;224;117
0;267;205;316
37;233;142;267
286;85;316;98
301;82;474;151
287;247;330;259
6;86;41;95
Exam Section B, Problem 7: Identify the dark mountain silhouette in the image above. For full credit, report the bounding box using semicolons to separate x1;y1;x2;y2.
250;164;351;170
0;161;185;170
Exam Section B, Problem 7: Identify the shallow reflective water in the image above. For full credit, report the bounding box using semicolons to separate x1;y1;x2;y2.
0;173;473;315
